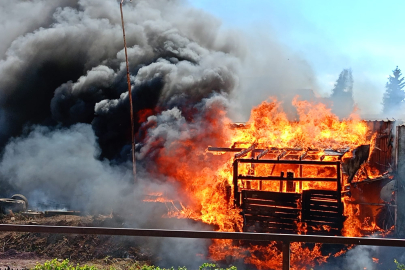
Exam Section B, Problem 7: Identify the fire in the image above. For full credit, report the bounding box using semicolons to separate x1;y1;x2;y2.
143;97;381;269
342;203;362;237
228;98;368;150
208;241;328;270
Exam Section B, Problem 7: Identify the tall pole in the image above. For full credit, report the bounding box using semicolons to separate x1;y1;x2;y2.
120;0;136;182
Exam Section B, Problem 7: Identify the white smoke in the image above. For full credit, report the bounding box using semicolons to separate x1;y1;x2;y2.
0;124;129;211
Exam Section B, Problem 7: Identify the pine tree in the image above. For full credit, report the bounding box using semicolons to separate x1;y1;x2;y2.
382;66;405;114
330;69;355;117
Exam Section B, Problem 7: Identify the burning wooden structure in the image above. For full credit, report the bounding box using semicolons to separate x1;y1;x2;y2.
208;119;398;236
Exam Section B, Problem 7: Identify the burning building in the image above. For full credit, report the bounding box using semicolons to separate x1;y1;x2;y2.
205;117;397;236
202;99;399;239
141;98;402;268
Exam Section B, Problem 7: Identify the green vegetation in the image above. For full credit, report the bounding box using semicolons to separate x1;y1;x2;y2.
29;258;405;270
382;66;405;114
396;259;405;270
33;259;96;270
32;259;237;270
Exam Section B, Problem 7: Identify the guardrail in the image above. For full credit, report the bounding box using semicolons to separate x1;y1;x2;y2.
0;225;404;270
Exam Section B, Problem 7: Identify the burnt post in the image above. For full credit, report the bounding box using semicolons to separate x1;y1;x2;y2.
233;160;239;206
299;164;303;192
282;241;290;270
337;162;342;204
396;125;405;237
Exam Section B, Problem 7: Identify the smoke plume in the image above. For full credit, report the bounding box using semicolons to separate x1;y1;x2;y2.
0;0;244;266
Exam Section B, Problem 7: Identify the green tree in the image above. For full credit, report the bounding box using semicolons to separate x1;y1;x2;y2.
382;66;405;114
330;68;355;118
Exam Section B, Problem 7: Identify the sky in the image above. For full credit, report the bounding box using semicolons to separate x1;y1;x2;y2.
187;0;405;116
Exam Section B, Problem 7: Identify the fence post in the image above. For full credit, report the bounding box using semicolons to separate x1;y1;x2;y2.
282;241;290;270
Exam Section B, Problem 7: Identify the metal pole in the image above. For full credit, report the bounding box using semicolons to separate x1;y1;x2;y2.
396;125;405;237
282;241;290;270
4;225;405;270
120;0;136;182
3;224;405;247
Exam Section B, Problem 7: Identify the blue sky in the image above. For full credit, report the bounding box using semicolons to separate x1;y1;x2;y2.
187;0;405;116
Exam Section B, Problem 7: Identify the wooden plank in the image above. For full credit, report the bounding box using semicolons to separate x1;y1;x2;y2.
305;220;342;228
302;215;344;223
306;210;343;218
305;189;339;197
247;218;299;226
308;200;340;207
304;204;339;212
244;199;299;208
249;207;300;216
245;222;297;231
305;211;343;220
259;228;296;234
242;190;301;201
308;199;338;204
305;229;342;236
239;175;338;182
303;215;344;223
305;223;342;230
308;194;338;200
244;215;299;224
244;211;299;220
238;159;340;166
307;200;339;206
244;210;299;220
245;221;297;230
244;205;300;215
305;189;339;195
244;225;297;234
308;193;338;197
308;196;338;202
305;221;343;229
244;222;297;230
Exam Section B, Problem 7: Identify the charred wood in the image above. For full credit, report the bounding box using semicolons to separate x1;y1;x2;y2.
342;145;370;183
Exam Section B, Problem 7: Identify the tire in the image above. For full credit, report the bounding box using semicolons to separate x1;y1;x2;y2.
0;199;26;214
11;194;28;208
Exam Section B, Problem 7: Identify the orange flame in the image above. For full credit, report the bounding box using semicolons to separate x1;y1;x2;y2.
145;97;381;269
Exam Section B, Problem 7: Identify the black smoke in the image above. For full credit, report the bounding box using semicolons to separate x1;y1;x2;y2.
0;0;240;161
0;0;243;266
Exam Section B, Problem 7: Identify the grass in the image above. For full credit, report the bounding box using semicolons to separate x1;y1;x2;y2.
32;259;238;270
33;258;405;270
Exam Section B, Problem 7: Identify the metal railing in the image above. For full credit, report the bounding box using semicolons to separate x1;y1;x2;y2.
1;224;405;270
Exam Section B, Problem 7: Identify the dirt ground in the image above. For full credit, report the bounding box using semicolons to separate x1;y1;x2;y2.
0;214;152;269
